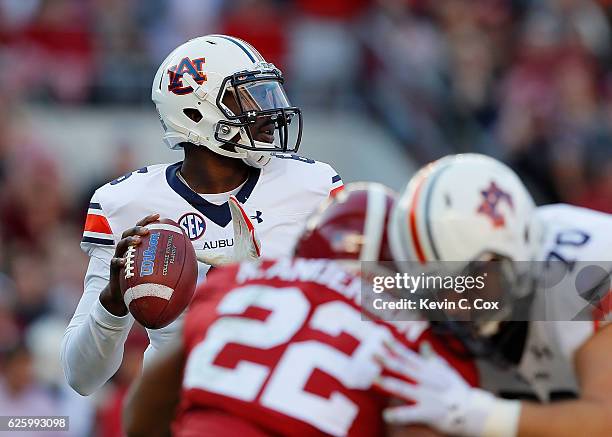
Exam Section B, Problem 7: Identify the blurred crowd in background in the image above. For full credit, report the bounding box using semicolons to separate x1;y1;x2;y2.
0;0;610;435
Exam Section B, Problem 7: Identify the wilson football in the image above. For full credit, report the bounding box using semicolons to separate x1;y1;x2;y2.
119;218;198;329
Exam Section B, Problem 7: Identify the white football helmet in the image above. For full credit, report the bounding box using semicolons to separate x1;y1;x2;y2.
390;153;538;265
390;154;544;360
152;35;303;168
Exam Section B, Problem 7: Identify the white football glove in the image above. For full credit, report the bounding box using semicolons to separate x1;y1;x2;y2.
196;195;262;266
374;339;521;437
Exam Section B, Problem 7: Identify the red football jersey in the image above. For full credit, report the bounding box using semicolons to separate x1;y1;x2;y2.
175;258;477;437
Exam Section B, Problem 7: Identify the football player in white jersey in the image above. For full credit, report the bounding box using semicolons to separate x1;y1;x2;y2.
375;154;612;436
61;35;343;396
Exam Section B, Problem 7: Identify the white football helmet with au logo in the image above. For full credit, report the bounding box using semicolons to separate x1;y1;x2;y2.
152;34;303;168
389;154;542;327
390;153;538;265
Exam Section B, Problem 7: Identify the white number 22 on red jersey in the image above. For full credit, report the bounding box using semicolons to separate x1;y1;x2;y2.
183;285;391;436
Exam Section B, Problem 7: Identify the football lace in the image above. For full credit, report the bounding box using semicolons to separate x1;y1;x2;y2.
124;245;136;279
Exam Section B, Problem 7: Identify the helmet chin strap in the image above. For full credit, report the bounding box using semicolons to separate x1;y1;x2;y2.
240;134;276;168
237;131;276;168
242;152;271;168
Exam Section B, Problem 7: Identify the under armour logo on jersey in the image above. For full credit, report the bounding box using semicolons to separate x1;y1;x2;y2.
250;210;263;224
477;181;514;228
179;212;206;240
167;57;207;95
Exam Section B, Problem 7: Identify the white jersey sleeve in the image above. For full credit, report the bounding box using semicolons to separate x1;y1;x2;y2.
61;189;139;395
61;181;143;395
313;159;344;198
80;194;117;254
320;161;344;197
60;245;135;395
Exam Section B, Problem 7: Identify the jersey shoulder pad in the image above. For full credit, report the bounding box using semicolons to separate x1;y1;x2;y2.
80;164;168;255
536;203;610;227
266;153;343;198
96;164;167;203
536;203;612;262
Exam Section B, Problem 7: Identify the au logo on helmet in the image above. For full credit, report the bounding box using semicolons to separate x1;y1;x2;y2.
168;57;207;95
477;181;514;228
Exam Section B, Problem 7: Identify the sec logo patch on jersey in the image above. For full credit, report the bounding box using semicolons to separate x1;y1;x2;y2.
179;213;206;240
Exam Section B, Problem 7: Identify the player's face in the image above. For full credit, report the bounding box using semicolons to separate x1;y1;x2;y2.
222;86;278;144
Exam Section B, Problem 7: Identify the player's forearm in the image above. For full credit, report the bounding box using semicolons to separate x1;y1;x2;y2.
61;296;133;395
518;399;612;436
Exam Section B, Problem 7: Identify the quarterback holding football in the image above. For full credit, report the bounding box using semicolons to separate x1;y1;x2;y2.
61;35;343;396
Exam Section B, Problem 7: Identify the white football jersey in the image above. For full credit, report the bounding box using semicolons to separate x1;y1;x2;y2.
82;154;343;263
479;204;612;401
62;154;342;395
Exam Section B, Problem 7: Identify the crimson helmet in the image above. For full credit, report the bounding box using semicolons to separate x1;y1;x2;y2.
294;182;397;262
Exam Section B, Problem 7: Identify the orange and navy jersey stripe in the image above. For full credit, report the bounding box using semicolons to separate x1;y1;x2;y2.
330;174;344;197
82;202;114;246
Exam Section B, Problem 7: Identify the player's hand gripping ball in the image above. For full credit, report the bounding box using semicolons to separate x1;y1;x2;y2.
119;218;198;329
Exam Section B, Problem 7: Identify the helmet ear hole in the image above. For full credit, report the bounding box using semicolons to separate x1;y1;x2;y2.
183;108;203;123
